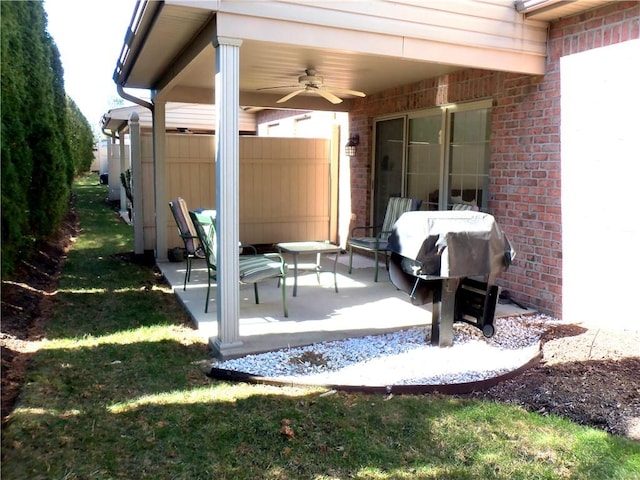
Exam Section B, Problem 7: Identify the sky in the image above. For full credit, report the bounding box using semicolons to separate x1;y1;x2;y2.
44;0;141;132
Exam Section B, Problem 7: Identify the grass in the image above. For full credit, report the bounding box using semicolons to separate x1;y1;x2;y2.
2;173;639;480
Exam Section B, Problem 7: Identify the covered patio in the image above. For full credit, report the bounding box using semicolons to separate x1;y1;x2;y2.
158;251;533;359
109;1;553;359
108;1;634;357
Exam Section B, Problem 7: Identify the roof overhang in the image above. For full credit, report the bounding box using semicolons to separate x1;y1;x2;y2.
100;102;258;134
113;1;577;111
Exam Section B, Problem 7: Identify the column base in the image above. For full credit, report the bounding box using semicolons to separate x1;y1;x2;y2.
211;337;245;360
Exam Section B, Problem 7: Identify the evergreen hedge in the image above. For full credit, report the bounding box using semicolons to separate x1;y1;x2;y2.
1;1;95;277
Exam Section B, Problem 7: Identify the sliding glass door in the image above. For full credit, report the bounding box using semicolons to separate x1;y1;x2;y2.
371;99;491;218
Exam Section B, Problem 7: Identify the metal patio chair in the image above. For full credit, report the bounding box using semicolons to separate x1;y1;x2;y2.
169;197;205;290
189;211;288;316
347;196;422;282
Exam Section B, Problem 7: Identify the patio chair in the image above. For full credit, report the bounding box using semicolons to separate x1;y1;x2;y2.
189;211;288;316
169;197;206;290
347;196;422;282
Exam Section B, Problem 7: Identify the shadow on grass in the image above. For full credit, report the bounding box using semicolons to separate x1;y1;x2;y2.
45;286;190;338
3;356;639;480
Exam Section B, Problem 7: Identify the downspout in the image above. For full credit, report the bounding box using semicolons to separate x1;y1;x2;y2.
110;0;161;255
113;0;162;111
101;118;129;140
117;84;153;112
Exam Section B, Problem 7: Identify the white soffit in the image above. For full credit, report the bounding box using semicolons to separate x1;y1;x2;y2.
117;1;552;108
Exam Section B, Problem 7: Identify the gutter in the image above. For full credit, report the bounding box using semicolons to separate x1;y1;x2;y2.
113;0;163;111
514;0;575;17
100;117;129;140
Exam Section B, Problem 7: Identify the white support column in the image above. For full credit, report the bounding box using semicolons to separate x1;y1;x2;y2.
119;134;128;219
152;99;168;261
129;113;144;255
213;35;243;358
106;138;113;163
106;139;114;200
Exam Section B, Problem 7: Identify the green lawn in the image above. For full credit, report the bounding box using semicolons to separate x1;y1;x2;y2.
2;173;639;480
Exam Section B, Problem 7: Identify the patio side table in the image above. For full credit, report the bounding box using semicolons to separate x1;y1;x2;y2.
276;241;342;297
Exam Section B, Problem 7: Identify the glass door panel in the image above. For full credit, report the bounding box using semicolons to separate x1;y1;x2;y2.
407;112;442;210
447;107;491;210
373;117;405;226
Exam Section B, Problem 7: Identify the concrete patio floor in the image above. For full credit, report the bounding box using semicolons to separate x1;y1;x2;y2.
158;252;534;358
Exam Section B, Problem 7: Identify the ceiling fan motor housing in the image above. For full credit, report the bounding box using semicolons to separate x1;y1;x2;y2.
299;74;322;86
269;68;364;104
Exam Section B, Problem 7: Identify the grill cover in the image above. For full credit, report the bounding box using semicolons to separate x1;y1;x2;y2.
388;211;515;279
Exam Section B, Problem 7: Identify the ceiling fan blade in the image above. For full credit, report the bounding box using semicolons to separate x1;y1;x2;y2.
326;87;366;97
256;85;300;91
277;89;305;103
315;88;343;104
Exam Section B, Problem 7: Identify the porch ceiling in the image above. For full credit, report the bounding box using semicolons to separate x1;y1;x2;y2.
114;1;608;112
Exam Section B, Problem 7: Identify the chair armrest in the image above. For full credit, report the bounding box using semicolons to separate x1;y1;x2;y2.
240;243;258;254
263;252;285;261
376;229;395;246
178;232;203;257
350;224;381;238
263;252;288;274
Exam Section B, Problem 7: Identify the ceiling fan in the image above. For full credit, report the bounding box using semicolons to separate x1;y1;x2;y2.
258;69;366;104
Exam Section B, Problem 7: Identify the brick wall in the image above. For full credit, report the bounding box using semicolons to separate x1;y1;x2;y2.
348;1;639;317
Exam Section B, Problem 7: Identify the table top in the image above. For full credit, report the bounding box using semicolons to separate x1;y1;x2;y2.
276;241;341;254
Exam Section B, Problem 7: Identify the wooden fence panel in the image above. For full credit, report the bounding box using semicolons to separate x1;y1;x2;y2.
141;134;333;250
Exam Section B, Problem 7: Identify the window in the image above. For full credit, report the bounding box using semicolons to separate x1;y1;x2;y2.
373;100;491;217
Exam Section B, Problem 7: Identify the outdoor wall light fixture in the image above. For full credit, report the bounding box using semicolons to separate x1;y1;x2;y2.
345;134;360;157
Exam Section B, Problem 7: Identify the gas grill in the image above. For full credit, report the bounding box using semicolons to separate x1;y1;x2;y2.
387;211;515;347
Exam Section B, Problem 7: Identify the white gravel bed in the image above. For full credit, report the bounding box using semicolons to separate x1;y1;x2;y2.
213;314;559;386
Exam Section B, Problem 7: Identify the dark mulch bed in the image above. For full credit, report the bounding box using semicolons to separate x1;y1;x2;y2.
463;323;640;440
1;202;80;425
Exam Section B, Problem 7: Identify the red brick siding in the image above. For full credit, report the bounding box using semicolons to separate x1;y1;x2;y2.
490;67;564;316
348;1;639;317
